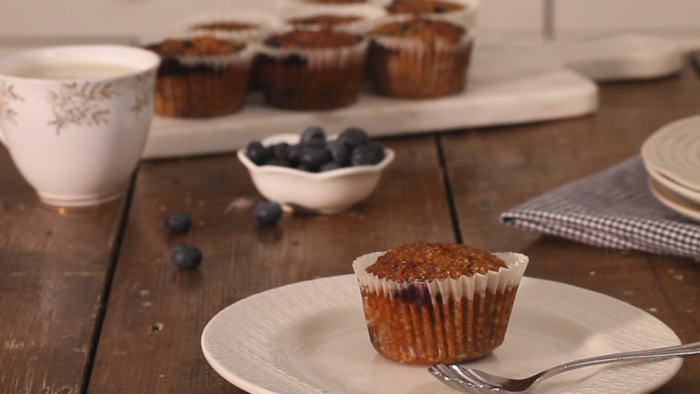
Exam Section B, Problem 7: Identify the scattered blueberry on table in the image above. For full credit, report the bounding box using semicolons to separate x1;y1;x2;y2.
171;243;203;269
245;126;385;172
164;210;192;234
254;201;283;226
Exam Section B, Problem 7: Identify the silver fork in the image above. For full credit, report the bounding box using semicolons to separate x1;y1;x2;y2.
428;340;700;394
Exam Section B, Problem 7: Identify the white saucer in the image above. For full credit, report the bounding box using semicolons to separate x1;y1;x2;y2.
641;115;700;192
202;275;682;394
646;163;700;206
649;177;700;223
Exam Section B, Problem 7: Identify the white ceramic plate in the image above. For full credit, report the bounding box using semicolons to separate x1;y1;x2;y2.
649;177;700;223
646;163;700;206
202;275;682;394
641;115;700;192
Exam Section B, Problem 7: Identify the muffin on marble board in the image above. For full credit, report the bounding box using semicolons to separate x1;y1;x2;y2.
353;242;528;364
366;16;474;98
144;35;254;118
256;29;368;110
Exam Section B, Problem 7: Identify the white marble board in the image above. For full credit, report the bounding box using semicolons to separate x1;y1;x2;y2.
142;43;599;159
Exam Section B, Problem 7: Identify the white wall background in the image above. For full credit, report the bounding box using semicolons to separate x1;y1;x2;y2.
0;0;699;44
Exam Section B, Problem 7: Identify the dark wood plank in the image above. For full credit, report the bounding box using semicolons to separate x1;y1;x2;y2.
443;61;700;391
0;146;127;393
87;135;455;393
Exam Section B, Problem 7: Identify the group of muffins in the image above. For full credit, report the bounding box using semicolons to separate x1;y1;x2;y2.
143;0;477;118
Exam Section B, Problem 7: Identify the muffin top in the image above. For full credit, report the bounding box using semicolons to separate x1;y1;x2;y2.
366;242;507;282
387;0;465;14
288;14;363;29
190;21;259;31
264;30;362;49
306;0;367;3
145;36;246;56
369;17;465;44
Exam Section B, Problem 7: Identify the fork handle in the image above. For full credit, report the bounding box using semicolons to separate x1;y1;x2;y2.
540;340;700;381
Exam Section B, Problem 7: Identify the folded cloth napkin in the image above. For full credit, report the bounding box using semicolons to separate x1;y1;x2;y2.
501;155;700;260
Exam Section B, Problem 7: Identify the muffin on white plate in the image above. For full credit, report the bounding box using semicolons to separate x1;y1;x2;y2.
353;242;528;364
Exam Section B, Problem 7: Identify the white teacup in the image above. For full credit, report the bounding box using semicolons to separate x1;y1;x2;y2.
0;45;160;207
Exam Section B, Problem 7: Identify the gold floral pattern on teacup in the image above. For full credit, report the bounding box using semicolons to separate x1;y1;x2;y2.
0;81;24;126
47;82;118;135
131;72;154;118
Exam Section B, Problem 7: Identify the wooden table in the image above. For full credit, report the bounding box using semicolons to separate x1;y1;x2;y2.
2;57;700;394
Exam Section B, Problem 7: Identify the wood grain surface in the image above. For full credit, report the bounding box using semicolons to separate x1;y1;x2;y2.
0;145;128;393
1;60;699;394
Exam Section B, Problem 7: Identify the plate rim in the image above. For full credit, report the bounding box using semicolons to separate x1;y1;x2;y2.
649;176;700;222
641;115;700;191
201;275;683;394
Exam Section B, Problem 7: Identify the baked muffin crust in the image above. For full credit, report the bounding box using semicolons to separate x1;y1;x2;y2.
369;17;465;44
264;30;362;49
367;242;506;281
190;21;259;31
387;0;465;14
146;36;246;57
288;14;363;29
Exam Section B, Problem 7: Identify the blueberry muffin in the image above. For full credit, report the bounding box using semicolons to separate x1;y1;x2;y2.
367;16;473;98
257;29;367;110
145;36;253;118
353;242;528;364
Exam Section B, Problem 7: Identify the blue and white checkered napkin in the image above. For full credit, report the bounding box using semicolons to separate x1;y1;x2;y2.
500;155;700;260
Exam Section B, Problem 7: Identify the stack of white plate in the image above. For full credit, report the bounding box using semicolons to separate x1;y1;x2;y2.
641;115;700;222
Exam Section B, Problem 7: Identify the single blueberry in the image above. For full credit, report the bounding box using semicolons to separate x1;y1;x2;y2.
246;141;273;165
320;161;343;172
338;127;370;149
286;144;302;166
165;210;192;234
326;139;351;166
351;142;385;166
254;201;283;226
298;145;332;171
171;243;203;269
272;142;290;160
300;126;326;144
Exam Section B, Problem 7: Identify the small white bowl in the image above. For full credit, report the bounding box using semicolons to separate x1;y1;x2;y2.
238;133;395;214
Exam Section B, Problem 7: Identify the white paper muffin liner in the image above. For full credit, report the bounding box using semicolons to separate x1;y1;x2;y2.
174;10;283;43
258;30;369;70
353;251;528;301
365;14;474;97
140;31;258;69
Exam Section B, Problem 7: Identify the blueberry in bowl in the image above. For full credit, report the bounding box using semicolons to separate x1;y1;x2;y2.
238;127;395;214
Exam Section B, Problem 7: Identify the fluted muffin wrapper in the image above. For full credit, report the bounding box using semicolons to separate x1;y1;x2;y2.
173;10;283;43
141;32;256;118
353;251;528;364
365;14;474;98
256;33;368;110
